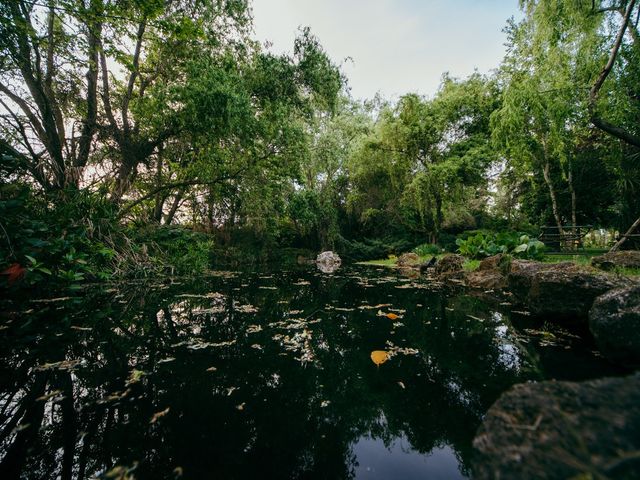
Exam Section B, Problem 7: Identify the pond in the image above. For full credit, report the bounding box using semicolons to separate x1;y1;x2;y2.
0;265;623;479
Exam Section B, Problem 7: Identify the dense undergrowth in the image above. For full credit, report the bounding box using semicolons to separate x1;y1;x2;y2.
2;184;637;293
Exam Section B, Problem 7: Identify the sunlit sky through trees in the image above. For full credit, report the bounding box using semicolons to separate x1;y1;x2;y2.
252;0;522;100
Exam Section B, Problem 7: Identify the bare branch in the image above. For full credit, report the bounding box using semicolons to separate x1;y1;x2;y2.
122;17;147;132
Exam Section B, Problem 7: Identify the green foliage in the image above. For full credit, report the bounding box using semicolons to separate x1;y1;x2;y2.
336;236;414;262
135;226;215;274
456;231;545;260
413;243;442;256
0;185;118;287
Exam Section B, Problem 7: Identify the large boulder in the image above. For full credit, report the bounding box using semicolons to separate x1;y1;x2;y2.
478;253;510;272
507;260;626;320
589;286;640;367
315;251;341;273
473;374;640;480
465;254;511;290
465;269;508;290
592;250;640;271
435;254;465;276
396;252;420;267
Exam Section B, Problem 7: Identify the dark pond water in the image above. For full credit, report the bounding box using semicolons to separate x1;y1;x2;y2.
0;265;623;479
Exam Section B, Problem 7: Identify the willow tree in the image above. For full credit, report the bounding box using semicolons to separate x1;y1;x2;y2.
517;0;640;245
493;0;639;239
348;74;498;242
491;12;591;233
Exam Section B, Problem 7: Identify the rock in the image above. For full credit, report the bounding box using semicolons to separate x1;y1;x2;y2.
478;253;510;272
435;254;465;276
592;250;640;271
396;252;420;267
419;256;438;273
507;260;626;320
315;251;341;273
473;374;640;480
465;269;508;290
464;254;512;290
589;286;640;367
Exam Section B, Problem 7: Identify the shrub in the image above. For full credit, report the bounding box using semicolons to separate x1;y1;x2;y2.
413;243;442;256
456;231;545;260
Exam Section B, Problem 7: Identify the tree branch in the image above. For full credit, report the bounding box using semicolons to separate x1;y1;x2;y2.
118;167;248;217
122;17;147;132
588;0;640;147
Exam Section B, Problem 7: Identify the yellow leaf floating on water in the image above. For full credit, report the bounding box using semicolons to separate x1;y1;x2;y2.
386;313;399;320
150;407;170;424
370;350;390;366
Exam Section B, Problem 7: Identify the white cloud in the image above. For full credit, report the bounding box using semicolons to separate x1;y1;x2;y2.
251;0;521;100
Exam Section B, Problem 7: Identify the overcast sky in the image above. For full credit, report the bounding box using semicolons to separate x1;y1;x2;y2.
251;0;522;100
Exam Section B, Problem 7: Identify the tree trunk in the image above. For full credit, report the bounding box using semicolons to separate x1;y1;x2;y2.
542;158;564;235
567;160;577;233
153;153;165;222
433;189;443;243
164;191;184;225
610;215;640;252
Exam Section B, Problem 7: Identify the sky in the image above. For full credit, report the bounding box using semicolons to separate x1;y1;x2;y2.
251;0;522;100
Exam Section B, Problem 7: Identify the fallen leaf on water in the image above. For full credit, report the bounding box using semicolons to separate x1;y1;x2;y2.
370;350;390;366
173;466;183;478
34;359;82;372
125;369;146;386
246;324;262;334
398;381;406;389
206;366;218;372
150;407;170;424
36;390;63;402
104;462;139;480
236;402;246;411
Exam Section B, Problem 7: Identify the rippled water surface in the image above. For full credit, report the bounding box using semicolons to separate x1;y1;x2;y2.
0;266;621;479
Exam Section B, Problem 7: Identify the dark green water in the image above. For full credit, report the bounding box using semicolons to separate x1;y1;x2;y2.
0;266;623;479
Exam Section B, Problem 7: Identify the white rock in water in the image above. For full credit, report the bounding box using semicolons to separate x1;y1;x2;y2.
316;251;341;273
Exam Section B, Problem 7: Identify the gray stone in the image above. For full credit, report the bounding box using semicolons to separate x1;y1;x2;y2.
396;252;420;267
315;251;341;273
507;260;626;320
592;250;640;271
435;254;465;275
473;374;640;480
589;285;640;367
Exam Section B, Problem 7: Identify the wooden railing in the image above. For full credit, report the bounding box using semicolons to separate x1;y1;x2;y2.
538;225;593;251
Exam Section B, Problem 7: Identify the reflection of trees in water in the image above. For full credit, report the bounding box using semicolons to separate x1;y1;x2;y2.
0;270;542;479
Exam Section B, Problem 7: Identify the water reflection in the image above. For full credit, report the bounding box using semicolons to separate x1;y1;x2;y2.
0;266;618;479
353;434;463;480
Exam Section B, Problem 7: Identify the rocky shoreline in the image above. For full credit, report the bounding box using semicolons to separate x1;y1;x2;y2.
396;251;640;478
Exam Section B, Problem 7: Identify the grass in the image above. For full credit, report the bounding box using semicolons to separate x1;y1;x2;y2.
357;254;480;272
357;253;439;267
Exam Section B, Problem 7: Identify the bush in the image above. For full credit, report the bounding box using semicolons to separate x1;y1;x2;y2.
456;231;545;260
0;186;118;288
413;243;442;256
132;226;215;275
